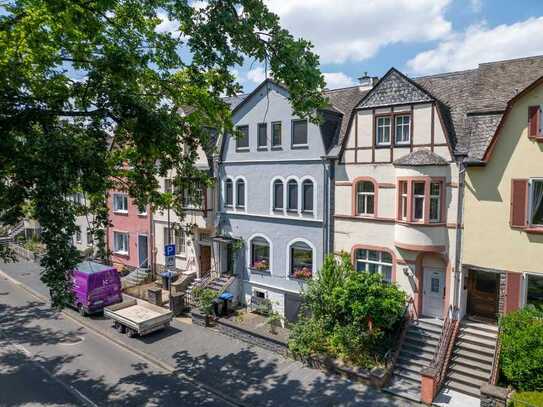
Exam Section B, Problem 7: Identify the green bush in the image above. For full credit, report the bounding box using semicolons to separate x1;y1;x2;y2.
500;307;543;391
288;253;407;368
509;391;543;407
193;288;217;316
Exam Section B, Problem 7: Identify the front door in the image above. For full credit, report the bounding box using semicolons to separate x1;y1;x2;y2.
138;235;148;268
199;245;211;277
467;269;499;321
423;268;445;318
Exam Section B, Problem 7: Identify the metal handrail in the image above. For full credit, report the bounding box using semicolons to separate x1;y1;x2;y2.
429;305;456;386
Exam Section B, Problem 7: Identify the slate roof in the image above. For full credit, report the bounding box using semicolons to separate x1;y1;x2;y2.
323;86;368;156
223;94;248;110
393;149;449;167
414;55;543;161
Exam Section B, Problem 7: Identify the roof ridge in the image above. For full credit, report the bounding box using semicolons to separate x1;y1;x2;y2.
478;54;543;67
324;84;362;93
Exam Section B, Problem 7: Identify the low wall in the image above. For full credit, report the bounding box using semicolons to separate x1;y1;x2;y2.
480;384;509;407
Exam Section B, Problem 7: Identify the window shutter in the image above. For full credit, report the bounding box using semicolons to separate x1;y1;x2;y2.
528;106;541;138
505;272;522;314
510;179;528;228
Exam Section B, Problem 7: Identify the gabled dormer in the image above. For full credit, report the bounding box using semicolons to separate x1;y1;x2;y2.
340;68;453;165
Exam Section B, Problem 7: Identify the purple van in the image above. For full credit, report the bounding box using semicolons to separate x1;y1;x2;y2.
71;261;122;316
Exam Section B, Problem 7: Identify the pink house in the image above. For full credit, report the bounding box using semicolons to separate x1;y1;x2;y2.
107;189;153;272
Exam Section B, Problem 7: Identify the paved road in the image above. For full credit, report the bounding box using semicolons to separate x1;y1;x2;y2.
0;261;420;406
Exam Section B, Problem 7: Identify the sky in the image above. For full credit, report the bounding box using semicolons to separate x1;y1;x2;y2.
230;0;543;92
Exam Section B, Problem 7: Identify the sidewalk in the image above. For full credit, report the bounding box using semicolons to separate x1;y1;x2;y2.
0;260;419;407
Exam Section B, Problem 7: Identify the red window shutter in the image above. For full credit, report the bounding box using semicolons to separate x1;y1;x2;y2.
505;272;522;314
528;105;541;138
510;179;528;228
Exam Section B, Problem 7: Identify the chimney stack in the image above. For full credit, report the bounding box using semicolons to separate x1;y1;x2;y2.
358;72;378;91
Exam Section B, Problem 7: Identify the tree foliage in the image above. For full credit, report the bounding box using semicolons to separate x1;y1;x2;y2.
500;307;543;391
0;0;325;307
289;253;407;367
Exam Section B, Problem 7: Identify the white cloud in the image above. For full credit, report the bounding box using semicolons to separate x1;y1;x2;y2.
469;0;482;12
264;0;452;64
156;12;180;36
407;17;543;75
323;72;356;89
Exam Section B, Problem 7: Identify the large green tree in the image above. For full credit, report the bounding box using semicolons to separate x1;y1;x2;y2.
0;0;325;307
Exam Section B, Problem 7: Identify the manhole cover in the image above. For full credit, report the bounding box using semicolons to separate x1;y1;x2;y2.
0;292;9;295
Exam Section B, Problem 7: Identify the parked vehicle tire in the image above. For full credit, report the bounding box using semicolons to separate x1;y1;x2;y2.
77;304;87;317
127;328;135;338
119;325;126;334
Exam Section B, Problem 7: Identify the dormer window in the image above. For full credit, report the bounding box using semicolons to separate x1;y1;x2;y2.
376;116;391;146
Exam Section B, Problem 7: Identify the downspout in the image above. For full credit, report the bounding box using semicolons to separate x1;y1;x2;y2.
321;156;335;257
453;154;467;317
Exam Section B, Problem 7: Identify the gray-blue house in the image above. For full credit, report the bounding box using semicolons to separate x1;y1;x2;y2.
215;79;364;321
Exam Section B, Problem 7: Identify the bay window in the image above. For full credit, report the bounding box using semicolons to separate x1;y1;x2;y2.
429;182;442;223
412;182;425;221
399;181;408;220
355;249;393;283
250;237;270;272
356;181;375;216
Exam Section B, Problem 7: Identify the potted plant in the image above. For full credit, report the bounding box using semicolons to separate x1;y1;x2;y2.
267;311;283;334
195;288;217;326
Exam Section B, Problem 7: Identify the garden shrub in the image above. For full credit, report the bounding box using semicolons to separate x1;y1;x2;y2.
288;253;407;368
509;391;543;407
500;307;543;391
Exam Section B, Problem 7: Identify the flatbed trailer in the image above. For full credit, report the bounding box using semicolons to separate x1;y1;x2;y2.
104;298;173;337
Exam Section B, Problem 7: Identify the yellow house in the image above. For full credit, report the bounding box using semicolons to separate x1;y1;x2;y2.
463;69;543;321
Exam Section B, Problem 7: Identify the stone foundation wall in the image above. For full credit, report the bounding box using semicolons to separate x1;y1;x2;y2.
480;383;508;407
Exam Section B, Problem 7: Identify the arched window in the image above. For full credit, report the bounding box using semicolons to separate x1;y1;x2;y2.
250;237;270;272
287;180;298;211
236;179;245;208
273;179;284;210
290;241;313;280
225;179;233;207
356;181;375;215
302;180;314;213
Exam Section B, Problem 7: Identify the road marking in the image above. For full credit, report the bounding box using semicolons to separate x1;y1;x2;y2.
0;268;247;407
0;337;98;407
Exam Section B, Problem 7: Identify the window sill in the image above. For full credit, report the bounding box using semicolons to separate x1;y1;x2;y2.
289;275;312;282
249;267;271;275
113;210;128;215
525;227;543;234
355;213;376;218
528;136;543;142
113;251;129;257
257;147;268;151
291;144;309;150
137;213;147;217
271;146;282;150
286;209;299;213
236;147;250;152
394;142;411;147
396;220;446;227
375;144;391;149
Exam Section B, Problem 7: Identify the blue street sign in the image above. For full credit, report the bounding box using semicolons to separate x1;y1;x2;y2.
164;244;176;257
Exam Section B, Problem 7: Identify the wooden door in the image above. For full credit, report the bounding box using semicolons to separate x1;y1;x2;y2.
199;245;211;277
467;270;499;320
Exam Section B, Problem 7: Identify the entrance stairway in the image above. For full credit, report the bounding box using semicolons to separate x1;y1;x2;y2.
186;274;235;307
385;318;443;402
441;320;498;398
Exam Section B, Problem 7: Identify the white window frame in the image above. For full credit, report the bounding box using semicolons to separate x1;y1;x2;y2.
113;231;129;255
271;121;282;148
257;122;268;149
412;182;425;222
356;181;375;216
224;178;234;208
291;119;308;147
86;229;93;247
113;193;128;213
286;238;315;280
429;182;442;223
138;206;147;216
376;116;392;146
400;181;408;221
175;228;186;256
528;178;543;227
235;178;246;209
287;178;299;212
355;249;393;283
395;115;411;145
75;226;82;244
235;125;250;151
270;177;286;213
247;233;272;273
521;272;543;308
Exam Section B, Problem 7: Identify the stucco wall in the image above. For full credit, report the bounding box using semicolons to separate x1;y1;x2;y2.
464;84;543;273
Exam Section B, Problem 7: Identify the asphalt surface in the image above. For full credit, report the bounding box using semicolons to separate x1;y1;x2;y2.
0;269;225;406
0;260;420;406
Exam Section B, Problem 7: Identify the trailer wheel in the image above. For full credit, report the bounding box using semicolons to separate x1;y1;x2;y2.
119;325;127;334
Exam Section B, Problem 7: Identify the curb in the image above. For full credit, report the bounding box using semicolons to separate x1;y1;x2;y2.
0;269;246;407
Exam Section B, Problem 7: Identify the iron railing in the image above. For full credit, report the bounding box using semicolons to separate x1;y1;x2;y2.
429;305;457;388
489;324;502;385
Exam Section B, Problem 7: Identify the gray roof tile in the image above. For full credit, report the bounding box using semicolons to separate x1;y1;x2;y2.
393;149;449;166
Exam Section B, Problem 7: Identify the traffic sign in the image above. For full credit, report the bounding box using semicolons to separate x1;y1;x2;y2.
165;255;175;268
164;244;176;257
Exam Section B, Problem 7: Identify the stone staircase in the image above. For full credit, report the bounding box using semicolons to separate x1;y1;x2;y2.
122;268;151;288
186;274;234;307
441;320;498;398
385;318;443;402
